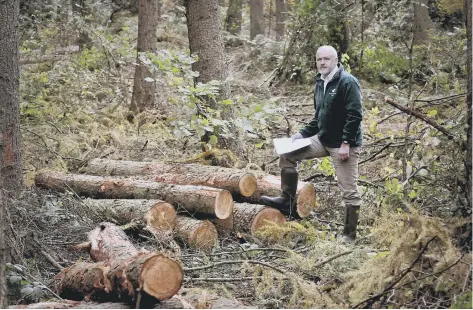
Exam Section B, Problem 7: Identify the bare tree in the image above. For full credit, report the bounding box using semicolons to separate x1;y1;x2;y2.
250;0;264;40
0;0;23;190
130;0;160;113
226;0;243;35
275;0;286;40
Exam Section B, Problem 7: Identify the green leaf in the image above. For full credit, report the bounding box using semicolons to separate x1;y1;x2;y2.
221;99;233;105
255;142;264;148
427;109;438;117
408;190;417;199
209;135;218;145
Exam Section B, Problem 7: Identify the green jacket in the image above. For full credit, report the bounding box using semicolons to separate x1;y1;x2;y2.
300;64;363;147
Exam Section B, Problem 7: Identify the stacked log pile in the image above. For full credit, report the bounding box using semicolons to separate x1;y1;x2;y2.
36;159;317;246
34;158;317;306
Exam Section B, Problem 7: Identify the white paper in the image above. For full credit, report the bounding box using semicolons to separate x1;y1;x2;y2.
273;137;312;155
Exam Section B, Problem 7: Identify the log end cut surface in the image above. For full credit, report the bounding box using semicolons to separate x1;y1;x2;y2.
297;183;317;218
251;208;286;235
141;254;183;300
239;173;257;197
147;202;176;230
190;220;218;251
214;190;234;219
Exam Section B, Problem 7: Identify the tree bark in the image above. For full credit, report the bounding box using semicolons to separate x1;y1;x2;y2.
275;0;286;40
9;298;187;309
83;158;257;197
184;0;229;99
54;261;113;301
226;0;243;35
212;214;234;237
245;174;317;218
0;0;23;190
71;0;92;49
465;0;472;215
233;203;286;235
83;199;176;232
250;0;264;40
35;172;234;219
130;0;160;113
174;216;218;250
0;189;6;309
87;222;183;303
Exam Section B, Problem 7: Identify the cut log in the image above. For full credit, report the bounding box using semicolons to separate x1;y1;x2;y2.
83;158;257;197
85;222;183;303
83;199;176;232
233;203;286;235
35;172;233;219
9;296;189;309
174;216;217;251
212;213;234;237
54;261;112;301
248;174;317;218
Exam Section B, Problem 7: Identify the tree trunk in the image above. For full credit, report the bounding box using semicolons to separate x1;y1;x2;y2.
275;0;286;40
87;222;183;302
465;0;472;215
83;198;176;232
35;172;234;219
245;174;316;218
184;0;229;99
71;0;92;49
184;0;241;153
226;0;243;35
250;0;264;40
413;0;430;45
129;0;160;113
0;189;6;309
83;158;257;197
0;0;23;190
174;216;218;250
233;203;286;235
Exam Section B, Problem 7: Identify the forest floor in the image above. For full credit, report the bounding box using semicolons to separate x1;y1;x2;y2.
6;10;471;309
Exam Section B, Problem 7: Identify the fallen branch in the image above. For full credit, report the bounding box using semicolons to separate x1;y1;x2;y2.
414;93;466;103
181;247;291;258
359;143;392;165
384;97;457;141
184;259;286;275
185;276;263;282
312;250;354;269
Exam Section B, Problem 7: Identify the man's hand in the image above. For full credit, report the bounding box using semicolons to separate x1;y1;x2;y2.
339;142;350;160
291;133;303;142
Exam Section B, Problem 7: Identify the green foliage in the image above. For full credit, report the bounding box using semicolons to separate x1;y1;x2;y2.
450;292;472;309
359;43;409;81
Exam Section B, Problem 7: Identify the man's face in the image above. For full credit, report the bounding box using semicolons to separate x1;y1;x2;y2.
316;48;338;77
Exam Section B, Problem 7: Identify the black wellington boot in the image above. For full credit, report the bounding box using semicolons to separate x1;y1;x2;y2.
342;205;360;242
259;168;300;219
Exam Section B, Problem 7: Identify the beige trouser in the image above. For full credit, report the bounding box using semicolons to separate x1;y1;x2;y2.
279;135;362;206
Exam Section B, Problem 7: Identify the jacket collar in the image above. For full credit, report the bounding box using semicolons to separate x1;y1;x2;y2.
315;63;344;82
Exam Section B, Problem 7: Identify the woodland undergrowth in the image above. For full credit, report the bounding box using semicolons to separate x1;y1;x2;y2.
6;1;471;309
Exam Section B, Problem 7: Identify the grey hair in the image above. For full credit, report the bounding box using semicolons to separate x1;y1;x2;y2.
316;45;338;58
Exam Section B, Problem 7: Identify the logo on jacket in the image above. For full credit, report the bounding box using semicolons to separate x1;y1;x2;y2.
329;88;337;96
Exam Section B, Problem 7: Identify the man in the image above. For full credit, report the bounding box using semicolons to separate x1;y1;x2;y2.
260;45;363;241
